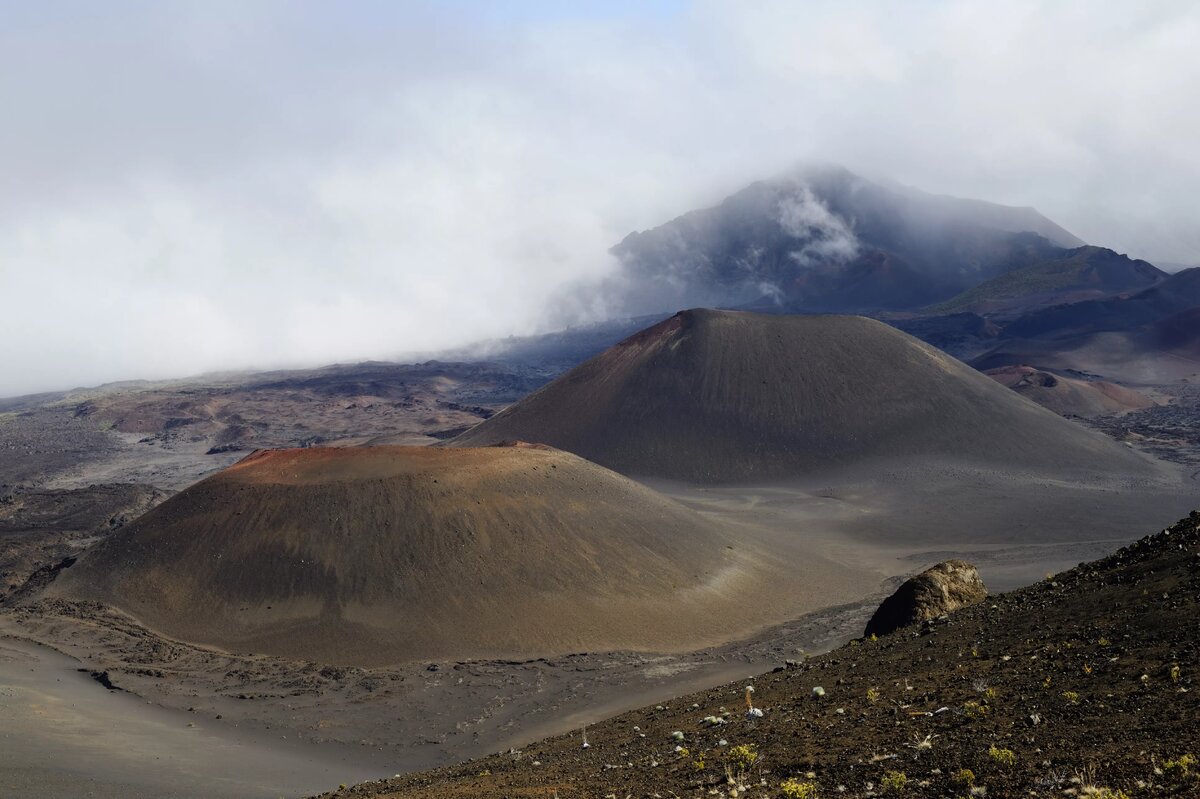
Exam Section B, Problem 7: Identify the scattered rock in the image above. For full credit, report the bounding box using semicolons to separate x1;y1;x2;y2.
865;560;988;637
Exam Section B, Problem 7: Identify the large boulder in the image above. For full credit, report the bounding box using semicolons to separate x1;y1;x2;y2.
865;560;988;637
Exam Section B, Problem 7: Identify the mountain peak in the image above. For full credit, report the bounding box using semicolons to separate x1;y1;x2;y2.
603;168;1087;317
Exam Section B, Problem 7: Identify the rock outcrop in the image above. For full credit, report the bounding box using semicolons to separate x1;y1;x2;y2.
865;560;988;637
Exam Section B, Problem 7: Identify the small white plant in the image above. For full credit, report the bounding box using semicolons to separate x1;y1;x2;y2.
908;733;937;753
745;684;764;717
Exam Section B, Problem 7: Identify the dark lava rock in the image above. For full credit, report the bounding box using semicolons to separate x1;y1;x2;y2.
864;559;988;637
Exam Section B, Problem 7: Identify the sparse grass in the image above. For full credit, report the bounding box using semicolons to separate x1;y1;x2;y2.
1079;787;1130;799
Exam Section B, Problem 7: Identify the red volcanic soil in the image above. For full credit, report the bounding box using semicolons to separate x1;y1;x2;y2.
42;445;794;666
451;309;1156;483
984;365;1154;417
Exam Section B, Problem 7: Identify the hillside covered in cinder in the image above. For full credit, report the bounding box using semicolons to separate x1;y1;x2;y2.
983;365;1155;418
452;309;1159;483
43;445;778;665
316;511;1200;799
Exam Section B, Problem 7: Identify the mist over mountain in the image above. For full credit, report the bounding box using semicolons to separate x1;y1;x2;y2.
600;165;1087;316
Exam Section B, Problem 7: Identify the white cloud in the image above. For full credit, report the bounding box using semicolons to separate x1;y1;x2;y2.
2;1;1198;395
778;187;861;267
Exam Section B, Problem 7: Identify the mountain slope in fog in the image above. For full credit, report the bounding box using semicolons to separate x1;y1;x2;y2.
605;165;1085;315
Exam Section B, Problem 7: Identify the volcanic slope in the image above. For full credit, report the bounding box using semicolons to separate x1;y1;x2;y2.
321;511;1200;799
44;445;795;666
984;365;1154;417
450;309;1158;483
606;164;1085;315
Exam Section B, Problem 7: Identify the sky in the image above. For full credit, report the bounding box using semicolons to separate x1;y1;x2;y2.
2;0;1198;396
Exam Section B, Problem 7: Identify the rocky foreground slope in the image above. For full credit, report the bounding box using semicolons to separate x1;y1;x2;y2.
318;512;1200;799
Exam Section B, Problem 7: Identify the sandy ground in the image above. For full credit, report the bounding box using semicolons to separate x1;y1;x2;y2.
2;457;1194;797
0;637;391;799
0;590;884;799
332;511;1200;799
650;457;1199;592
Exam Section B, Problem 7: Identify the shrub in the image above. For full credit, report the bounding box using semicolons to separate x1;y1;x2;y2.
1163;753;1196;781
963;700;988;718
988;745;1016;767
880;770;907;793
866;687;881;703
1062;691;1081;705
951;768;976;786
728;743;758;771
780;778;818;798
